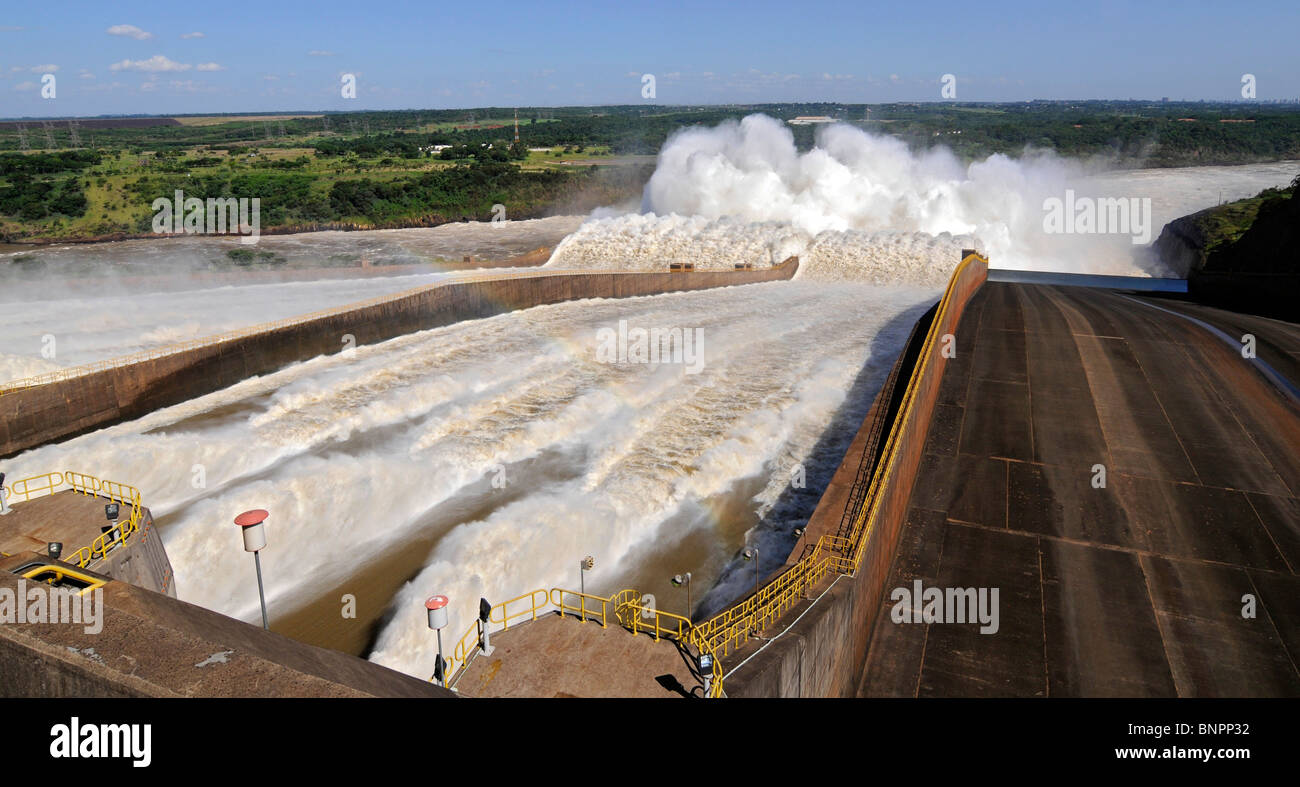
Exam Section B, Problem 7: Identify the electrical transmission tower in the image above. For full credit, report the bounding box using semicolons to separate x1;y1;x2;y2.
41;120;56;149
67;120;82;147
16;124;29;151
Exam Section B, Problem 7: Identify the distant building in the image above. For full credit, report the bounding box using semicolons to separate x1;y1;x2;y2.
787;116;835;125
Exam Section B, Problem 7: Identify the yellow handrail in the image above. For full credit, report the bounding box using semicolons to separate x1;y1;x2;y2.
5;471;65;503
445;588;550;680
551;587;615;626
690;251;988;659
1;470;145;570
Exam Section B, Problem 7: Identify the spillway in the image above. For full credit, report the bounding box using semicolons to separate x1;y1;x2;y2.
5;277;937;680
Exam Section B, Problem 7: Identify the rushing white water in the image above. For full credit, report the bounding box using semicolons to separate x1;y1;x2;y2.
6;279;935;679
6;110;1296;684
0;216;585;385
0;273;447;383
550;114;1299;278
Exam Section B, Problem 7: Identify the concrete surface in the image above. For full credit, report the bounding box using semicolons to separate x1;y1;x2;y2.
1;492;174;596
0;552;452;698
454;612;704;698
860;283;1300;697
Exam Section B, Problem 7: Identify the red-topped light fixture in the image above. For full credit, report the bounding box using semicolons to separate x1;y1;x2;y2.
426;595;450;687
235;509;270;630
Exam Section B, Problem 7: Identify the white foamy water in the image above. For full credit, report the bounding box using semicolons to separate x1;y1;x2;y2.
549;114;1298;279
0;216;585;385
7;280;936;679
0;272;448;383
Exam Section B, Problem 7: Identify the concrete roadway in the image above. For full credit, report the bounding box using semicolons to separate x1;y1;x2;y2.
860;282;1300;697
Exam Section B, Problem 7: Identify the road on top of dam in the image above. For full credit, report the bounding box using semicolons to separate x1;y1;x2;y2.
860;282;1300;697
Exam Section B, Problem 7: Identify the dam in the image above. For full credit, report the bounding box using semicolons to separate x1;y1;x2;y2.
4;245;1294;698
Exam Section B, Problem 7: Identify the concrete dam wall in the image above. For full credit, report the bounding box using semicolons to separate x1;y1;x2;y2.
721;254;988;697
0;260;797;458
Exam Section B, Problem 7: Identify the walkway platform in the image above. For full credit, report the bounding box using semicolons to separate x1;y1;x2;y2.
455;613;705;698
860;282;1300;697
0;491;117;560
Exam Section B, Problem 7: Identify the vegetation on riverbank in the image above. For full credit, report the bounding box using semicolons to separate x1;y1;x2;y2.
2;101;1298;243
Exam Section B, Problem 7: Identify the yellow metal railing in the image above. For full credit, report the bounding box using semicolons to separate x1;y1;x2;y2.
424;251;985;697
21;564;109;596
551;587;618;626
444;588;550;679
1;471;145;570
437;585;726;697
6;471;65;503
690;251;988;660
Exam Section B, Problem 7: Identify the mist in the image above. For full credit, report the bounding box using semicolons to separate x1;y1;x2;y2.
552;114;1299;279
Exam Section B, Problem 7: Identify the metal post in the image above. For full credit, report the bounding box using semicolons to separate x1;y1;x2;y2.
436;629;444;686
253;550;268;630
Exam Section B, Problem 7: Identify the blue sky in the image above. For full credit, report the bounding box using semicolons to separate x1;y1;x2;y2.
1;0;1297;117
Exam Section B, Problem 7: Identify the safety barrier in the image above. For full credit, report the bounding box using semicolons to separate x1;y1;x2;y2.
689;252;989;660
423;252;986;697
0;470;145;570
445;588;550;678
442;586;725;697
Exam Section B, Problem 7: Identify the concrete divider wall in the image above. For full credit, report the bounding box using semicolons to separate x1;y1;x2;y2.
98;509;175;598
1;260;797;457
725;255;988;697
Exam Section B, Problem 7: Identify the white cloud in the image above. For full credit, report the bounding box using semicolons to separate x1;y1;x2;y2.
31;64;59;73
0;25;27;32
110;55;191;72
79;70;95;80
263;74;279;81
14;81;37;91
107;24;153;40
308;50;335;56
181;32;205;39
195;62;225;71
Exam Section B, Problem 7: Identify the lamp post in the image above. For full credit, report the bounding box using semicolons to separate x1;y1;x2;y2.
103;503;120;535
426;595;449;687
670;572;692;621
580;555;594;595
0;472;9;516
743;547;763;635
234;509;270;630
742;546;761;600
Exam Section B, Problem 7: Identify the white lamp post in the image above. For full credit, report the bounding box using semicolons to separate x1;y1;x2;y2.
234;509;270;630
580;555;594;595
670;572;692;621
742;546;761;600
426;595;450;687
